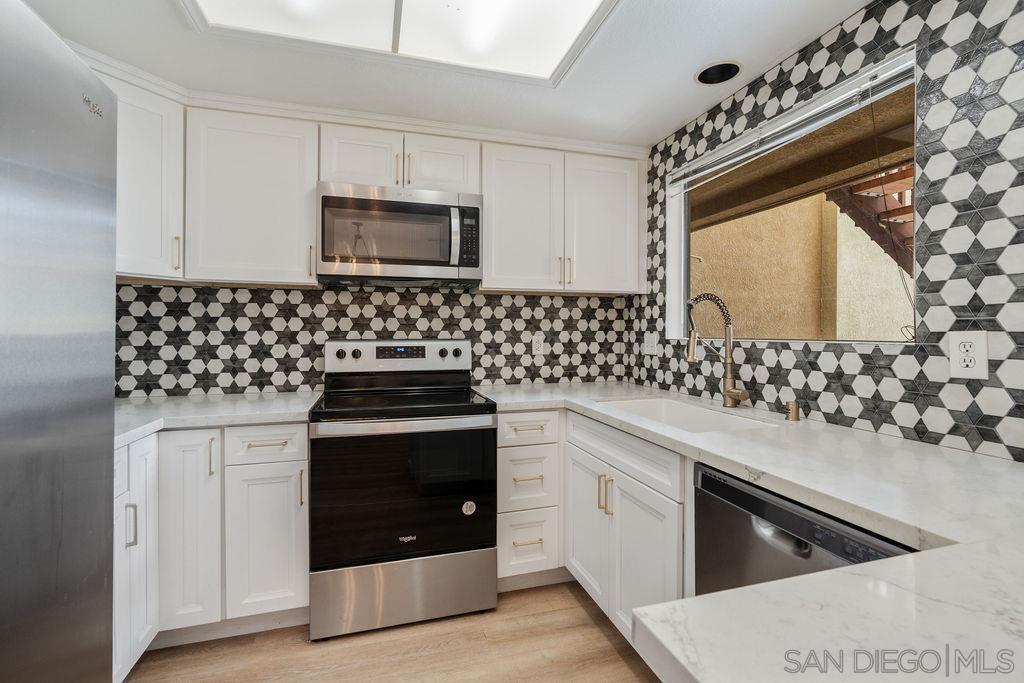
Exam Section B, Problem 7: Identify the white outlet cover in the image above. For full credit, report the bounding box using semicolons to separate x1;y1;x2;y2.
643;331;659;356
948;330;988;379
532;332;544;356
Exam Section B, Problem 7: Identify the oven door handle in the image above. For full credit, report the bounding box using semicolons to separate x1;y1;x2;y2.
449;207;461;266
310;414;496;438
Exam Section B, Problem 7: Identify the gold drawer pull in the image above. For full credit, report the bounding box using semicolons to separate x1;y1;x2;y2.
512;474;544;484
511;424;546;433
512;538;543;547
245;440;289;449
597;473;606;510
604;477;614;516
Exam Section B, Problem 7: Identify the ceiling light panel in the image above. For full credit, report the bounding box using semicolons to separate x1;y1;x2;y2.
398;0;605;78
195;0;394;52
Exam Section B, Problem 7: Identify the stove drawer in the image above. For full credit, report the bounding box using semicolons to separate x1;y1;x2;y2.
497;411;559;447
224;423;308;466
497;443;560;513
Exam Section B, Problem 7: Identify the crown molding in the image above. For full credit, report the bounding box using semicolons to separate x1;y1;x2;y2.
72;43;649;159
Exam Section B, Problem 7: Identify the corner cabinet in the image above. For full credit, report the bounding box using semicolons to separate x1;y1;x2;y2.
481;144;641;294
100;74;184;280
185;109;317;285
564;153;639;293
563;417;683;641
481;144;565;291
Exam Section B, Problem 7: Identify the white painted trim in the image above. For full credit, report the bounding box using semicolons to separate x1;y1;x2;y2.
73;44;648;159
173;0;623;88
497;566;574;593
147;607;309;650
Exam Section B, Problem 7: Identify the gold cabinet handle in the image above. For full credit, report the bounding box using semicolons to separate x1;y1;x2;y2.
407;152;413;184
246;440;289;449
299;468;304;507
558;256;564;285
125;503;138;548
394;153;400;185
568;256;574;285
597;473;606;510
308;245;314;277
511;424;545;433
604;477;614;516
173;235;182;271
208;437;215;476
512;474;544;484
512;538;543;547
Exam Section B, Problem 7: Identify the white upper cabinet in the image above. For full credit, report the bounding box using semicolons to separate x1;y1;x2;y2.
319;124;404;187
564;153;639;293
481;143;565;291
404;133;480;193
320;125;480;194
186;109;317;285
101;74;184;280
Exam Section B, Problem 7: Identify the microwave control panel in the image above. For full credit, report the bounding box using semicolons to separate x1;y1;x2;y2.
459;208;480;268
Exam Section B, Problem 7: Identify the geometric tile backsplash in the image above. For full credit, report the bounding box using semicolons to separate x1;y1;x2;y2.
116;285;626;396
631;0;1024;461
114;0;1024;462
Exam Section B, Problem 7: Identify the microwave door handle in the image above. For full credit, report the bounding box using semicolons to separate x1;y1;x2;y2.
449;207;461;266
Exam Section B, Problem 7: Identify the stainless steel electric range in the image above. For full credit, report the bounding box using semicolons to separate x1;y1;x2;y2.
307;339;497;640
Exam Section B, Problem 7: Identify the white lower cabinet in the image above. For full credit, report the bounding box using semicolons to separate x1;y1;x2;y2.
113;435;159;682
158;429;223;630
563;442;682;639
496;507;559;578
225;461;309;618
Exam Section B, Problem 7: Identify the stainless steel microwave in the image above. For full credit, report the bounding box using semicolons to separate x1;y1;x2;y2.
317;182;482;286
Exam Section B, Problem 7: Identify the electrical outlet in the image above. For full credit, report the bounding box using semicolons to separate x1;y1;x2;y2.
643;332;658;356
949;331;988;379
531;331;544;356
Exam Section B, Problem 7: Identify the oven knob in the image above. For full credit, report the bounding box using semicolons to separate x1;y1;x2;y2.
439;348;449;358
462;501;477;515
352;349;362;359
452;347;462;358
335;349;347;359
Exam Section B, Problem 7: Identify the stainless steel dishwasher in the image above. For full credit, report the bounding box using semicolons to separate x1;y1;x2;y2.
694;464;913;595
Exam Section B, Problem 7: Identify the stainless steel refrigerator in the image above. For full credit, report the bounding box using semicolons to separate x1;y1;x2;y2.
0;0;116;679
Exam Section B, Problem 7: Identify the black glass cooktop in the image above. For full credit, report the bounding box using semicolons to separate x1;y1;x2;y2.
310;388;495;422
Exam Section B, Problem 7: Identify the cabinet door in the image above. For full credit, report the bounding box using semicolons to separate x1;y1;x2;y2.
101;75;185;280
564;153;639;293
563;443;611;610
158;429;223;629
112;494;132;683
404;133;481;193
319;123;404;187
607;468;683;639
186;109;317;284
225;461;309;618
481;144;564;291
127;435;159;659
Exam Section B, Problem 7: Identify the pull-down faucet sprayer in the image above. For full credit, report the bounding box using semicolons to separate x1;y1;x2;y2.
686;293;750;408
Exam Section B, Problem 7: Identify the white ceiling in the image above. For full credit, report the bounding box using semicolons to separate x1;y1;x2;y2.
26;0;869;147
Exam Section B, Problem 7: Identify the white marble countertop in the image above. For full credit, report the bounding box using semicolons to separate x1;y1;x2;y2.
478;381;1024;681
115;391;320;449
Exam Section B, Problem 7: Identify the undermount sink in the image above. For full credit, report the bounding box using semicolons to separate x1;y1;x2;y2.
599;398;775;434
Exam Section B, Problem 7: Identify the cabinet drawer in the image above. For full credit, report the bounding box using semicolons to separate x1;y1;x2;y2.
497;410;559;447
497;507;559;578
566;413;683;502
497;443;560;513
224;423;308;465
114;445;128;498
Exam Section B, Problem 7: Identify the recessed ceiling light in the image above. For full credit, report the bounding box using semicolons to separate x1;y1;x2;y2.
696;62;740;85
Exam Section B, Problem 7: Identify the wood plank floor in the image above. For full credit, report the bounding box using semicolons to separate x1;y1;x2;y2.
130;582;658;682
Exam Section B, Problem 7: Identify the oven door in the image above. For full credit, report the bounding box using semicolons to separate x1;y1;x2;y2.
309;415;497;572
318;183;463;281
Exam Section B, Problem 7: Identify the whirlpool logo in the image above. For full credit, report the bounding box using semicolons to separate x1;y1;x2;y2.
398;535;417;543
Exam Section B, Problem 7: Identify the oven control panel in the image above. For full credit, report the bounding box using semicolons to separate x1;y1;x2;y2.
326;340;472;373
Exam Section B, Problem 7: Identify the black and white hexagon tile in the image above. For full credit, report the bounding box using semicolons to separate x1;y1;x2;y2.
632;0;1024;460
115;286;626;396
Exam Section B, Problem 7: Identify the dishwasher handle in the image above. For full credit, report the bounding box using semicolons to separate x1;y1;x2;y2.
751;517;812;559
